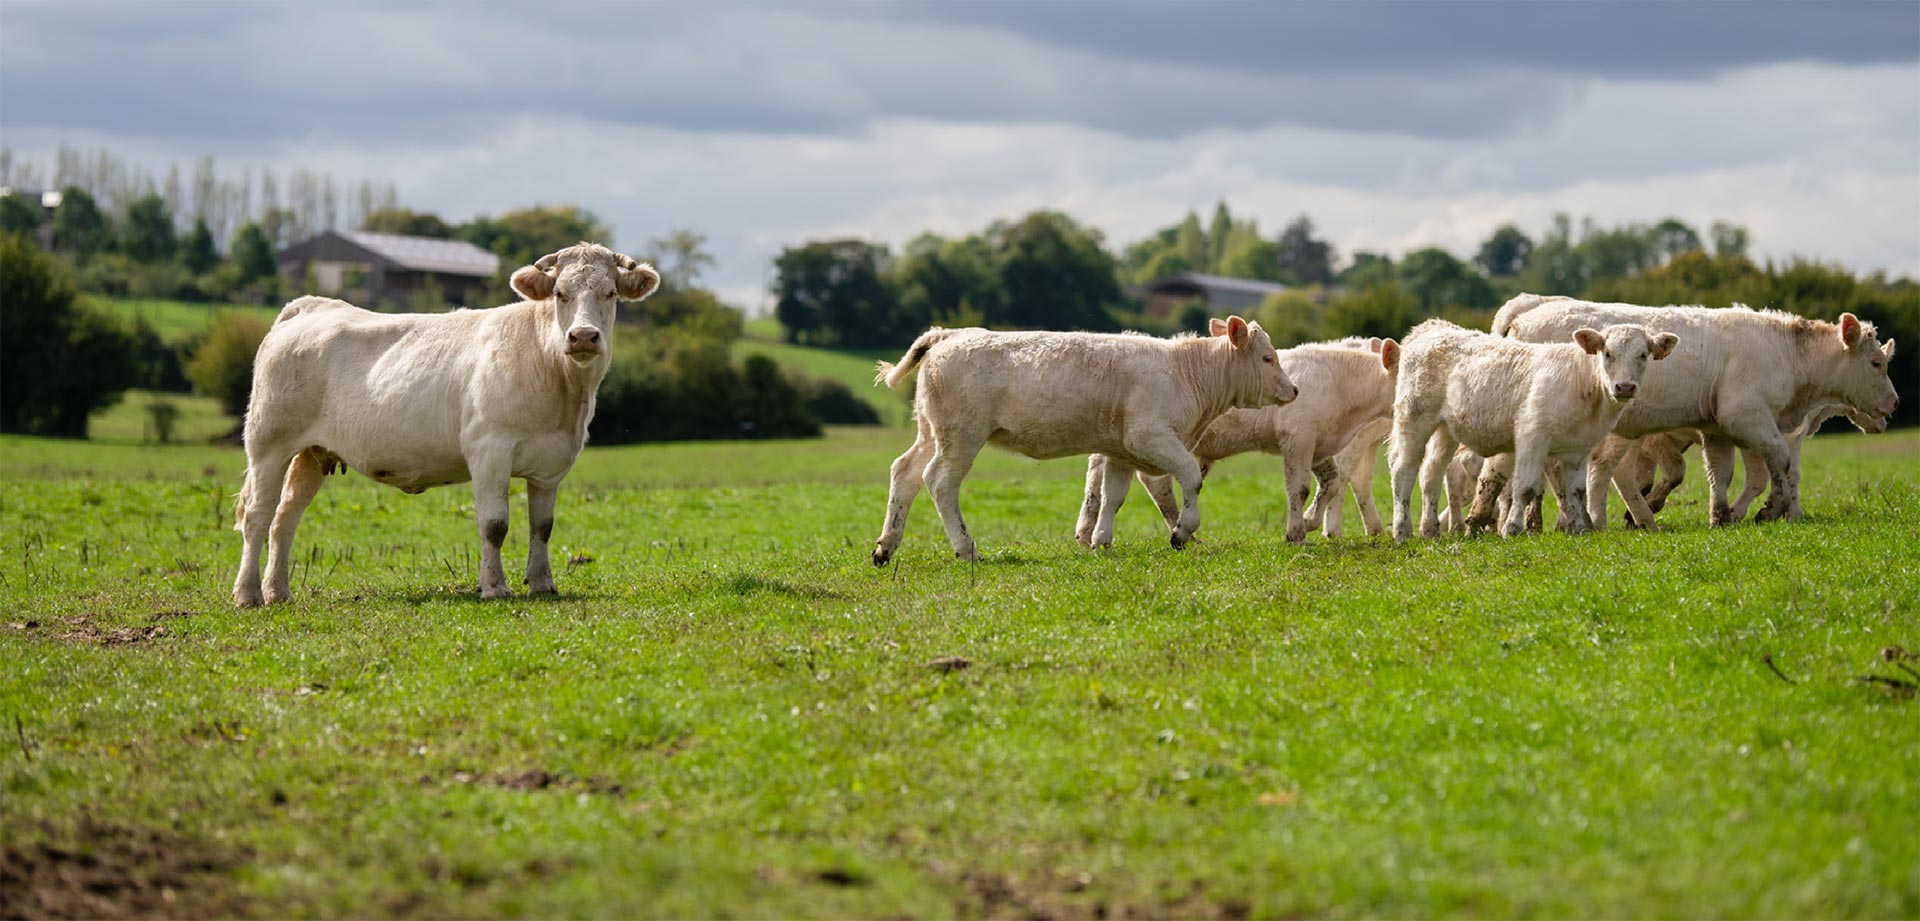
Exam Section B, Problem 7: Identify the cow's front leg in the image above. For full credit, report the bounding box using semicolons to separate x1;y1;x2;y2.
1555;455;1594;535
1701;434;1738;526
1585;435;1632;532
1465;453;1510;535
1089;457;1136;550
1137;470;1183;534
1130;431;1205;548
469;443;514;600
525;478;560;596
1387;412;1438;545
1075;455;1107;547
1283;448;1314;543
1503;438;1549;538
1728;446;1772;523
1305;459;1342;537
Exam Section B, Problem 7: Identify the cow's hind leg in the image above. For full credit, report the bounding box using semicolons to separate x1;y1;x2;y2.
1137;470;1183;534
1387;411;1439;544
1089;459;1137;550
1728;446;1770;523
1701;435;1739;526
926;427;988;561
525;478;561;595
233;443;299;608
1305;459;1342;537
1418;430;1455;539
874;418;934;565
1128;430;1207;549
262;449;327;604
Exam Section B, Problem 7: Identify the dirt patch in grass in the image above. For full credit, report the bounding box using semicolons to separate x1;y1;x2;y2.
0;817;248;919
440;768;630;796
8;612;186;647
953;867;1252;921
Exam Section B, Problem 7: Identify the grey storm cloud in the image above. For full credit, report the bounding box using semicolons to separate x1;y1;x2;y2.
2;0;1914;148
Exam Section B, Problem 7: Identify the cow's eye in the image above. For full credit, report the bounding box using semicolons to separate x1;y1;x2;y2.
1262;355;1275;364
557;291;570;302
1872;359;1884;369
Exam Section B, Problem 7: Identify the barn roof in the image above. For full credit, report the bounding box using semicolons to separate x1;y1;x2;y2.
339;231;500;277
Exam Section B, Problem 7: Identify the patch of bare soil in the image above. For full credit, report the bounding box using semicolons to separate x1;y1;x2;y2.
954;868;1251;921
0;817;248;920
439;769;629;796
8;612;184;647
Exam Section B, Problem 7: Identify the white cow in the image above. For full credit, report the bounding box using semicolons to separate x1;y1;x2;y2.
231;243;661;607
1388;318;1679;542
1302;415;1391;538
871;317;1296;564
1612;402;1875;525
1493;295;1898;527
1076;336;1399;544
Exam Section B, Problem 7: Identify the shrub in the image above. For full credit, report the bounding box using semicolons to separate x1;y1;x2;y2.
186;312;272;417
0;233;141;438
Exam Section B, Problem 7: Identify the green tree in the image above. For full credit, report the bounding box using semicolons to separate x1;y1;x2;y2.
121;193;176;263
0;193;39;237
1318;283;1421;342
0;233;140;437
772;239;897;347
180;218;219;274
890;233;1002;334
52;186;112;259
1273;215;1334;286
1575;219;1660;283
1711;221;1750;259
362;207;453;238
1473;224;1533;278
1519;213;1586;295
650;228;717;292
987;211;1120;331
1216;224;1284;282
1397;247;1496;313
1339;251;1396;289
457;205;612;269
1649;218;1703;263
231;222;277;283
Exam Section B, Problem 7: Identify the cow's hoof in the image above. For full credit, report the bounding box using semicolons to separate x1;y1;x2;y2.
1285;526;1307;544
233;590;263;609
1170;530;1192;550
872;546;892;567
528;584;557;597
480;585;512;600
264;587;293;604
954;548;979;562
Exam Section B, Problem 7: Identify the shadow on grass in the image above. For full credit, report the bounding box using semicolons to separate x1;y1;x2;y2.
724;573;848;601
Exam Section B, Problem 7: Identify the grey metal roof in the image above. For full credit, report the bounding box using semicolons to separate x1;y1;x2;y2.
1163;272;1289;296
342;231;500;278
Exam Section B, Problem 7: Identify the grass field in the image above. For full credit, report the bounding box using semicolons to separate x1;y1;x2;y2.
89;296;280;342
733;318;910;427
2;427;1916;918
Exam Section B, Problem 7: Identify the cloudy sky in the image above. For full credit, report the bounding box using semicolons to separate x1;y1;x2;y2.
3;1;1916;307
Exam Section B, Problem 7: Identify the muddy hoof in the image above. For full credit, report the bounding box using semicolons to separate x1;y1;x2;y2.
872;547;892;567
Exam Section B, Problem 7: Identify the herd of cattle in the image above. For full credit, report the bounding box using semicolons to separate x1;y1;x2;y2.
227;243;1899;606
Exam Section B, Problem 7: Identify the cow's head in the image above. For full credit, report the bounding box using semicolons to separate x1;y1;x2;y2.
1827;312;1898;431
511;243;662;365
1209;315;1298;408
1573;324;1679;403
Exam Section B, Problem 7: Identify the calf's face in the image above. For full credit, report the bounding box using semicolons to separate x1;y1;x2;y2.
1573;324;1679;402
1210;316;1297;408
512;246;662;364
1830;313;1898;430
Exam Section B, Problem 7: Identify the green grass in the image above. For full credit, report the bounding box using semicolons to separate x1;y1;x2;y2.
2;428;1915;918
85;389;236;445
89;295;280;342
734;317;910;426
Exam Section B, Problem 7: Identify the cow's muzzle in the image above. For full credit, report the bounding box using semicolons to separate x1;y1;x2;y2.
1612;382;1638;400
566;327;604;360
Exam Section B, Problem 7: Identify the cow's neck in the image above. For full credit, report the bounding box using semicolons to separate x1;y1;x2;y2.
1786;330;1849;419
1175;337;1241;430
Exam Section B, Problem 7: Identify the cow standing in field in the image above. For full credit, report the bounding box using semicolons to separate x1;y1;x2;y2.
1302;415;1392;538
871;317;1296;564
1492;295;1898;528
1388;318;1679;542
1076;335;1399;544
231;243;661;607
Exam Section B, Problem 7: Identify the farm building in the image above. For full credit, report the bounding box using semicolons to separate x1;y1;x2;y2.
1129;272;1292;320
277;230;500;309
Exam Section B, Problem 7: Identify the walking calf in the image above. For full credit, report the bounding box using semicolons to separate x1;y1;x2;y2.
1389;319;1678;542
872;317;1295;564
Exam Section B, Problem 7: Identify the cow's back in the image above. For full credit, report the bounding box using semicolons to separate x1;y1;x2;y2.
1504;300;1790;437
916;330;1183;460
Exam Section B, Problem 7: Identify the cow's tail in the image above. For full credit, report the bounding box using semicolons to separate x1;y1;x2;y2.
1491;293;1565;337
874;327;964;389
232;467;251;532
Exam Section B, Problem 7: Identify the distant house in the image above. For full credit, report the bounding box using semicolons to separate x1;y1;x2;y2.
1128;272;1292;320
277;230;500;309
0;186;61;249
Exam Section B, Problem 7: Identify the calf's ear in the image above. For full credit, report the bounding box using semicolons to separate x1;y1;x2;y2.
1208;318;1230;337
511;252;560;300
1651;333;1680;360
1379;338;1401;372
1573;328;1605;354
1838;312;1864;348
615;256;662;301
1226;315;1250;348
1883;338;1896;359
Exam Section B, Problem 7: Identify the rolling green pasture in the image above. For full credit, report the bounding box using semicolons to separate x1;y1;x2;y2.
90;296;280;342
2;429;1916;918
733;322;909;427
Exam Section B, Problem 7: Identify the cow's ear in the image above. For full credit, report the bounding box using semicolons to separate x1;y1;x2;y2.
511;265;555;300
1367;337;1384;353
1651;333;1680;360
1208;318;1230;337
1573;328;1605;354
1227;315;1250;348
1838;312;1864;348
1379;338;1401;372
1883;338;1896;359
616;260;662;300
511;252;560;300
